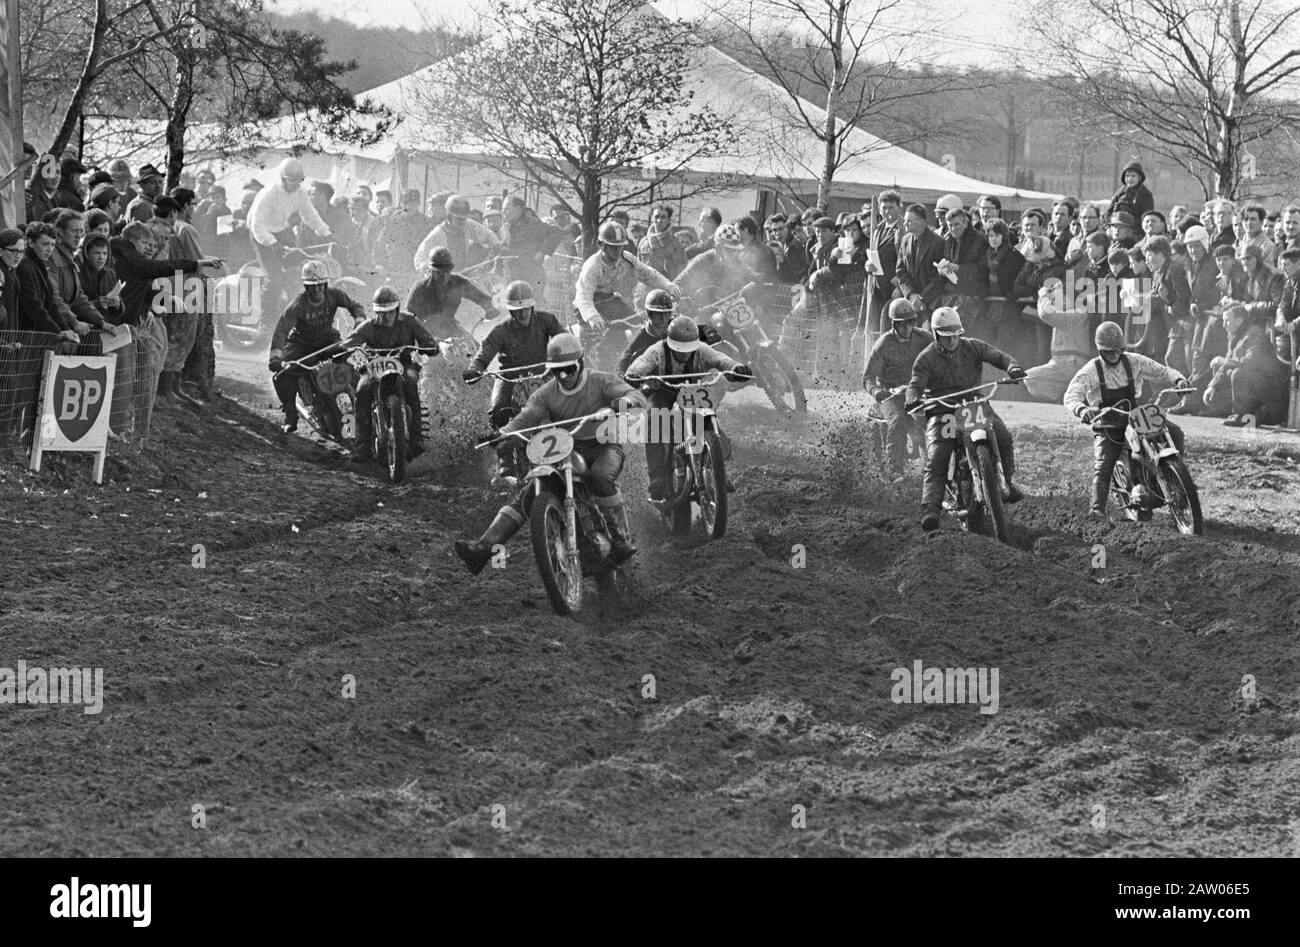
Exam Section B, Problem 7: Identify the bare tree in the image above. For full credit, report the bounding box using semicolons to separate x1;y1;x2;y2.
1022;0;1300;199
414;0;737;252
703;0;964;207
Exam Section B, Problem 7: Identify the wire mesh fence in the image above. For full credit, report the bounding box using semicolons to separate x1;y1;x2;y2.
776;283;866;389
0;317;168;457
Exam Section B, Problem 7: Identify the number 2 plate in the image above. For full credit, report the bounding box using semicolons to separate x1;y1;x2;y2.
1129;403;1166;436
526;428;574;466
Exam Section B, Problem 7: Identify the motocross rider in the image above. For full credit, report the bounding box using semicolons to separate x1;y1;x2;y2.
405;245;503;343
268;259;367;433
573;220;681;334
463;280;568;477
1062;321;1188;520
453;333;648;573
904;306;1027;532
863;297;933;480
624;314;753;502
615;288;722;374
321;286;442;464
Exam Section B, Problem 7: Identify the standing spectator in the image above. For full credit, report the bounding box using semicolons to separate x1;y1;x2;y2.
1064;202;1103;266
110;221;217;326
1011;236;1065;367
75;232;124;324
638;203;687;281
547;203;572;230
867;189;905;336
1212;244;1247;303
500;195;566;295
894;203;946;321
26;156;60;223
1208;200;1236;249
982;219;1025;351
1273;248;1300;363
1272;205;1300;268
976;194;1003;232
1048;199;1074;264
1237;244;1284;326
17;223;82;342
768;216;808;287
162;188;222;402
1140;211;1167;240
297;180;353;260
347;195;373;265
53;157;87;211
106;159;138;215
936;207;989;312
933;194;964;239
1143;235;1192;376
0;230;24;332
88;183;122;221
1237;203;1274;260
483;196;504;236
687;207;722;259
1106;211;1139;251
49;211;106;339
1109;160;1155;223
125;164;165;222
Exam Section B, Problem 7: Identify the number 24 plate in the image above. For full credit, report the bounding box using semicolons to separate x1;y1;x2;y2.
954;403;990;431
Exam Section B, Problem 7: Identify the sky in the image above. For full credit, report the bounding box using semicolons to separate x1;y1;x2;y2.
268;0;1028;68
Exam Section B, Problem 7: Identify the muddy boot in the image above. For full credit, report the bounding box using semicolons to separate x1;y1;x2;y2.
596;494;637;564
156;371;175;401
921;509;941;532
171;371;201;408
454;510;521;575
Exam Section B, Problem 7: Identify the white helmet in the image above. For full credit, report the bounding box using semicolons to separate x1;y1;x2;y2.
931;306;963;336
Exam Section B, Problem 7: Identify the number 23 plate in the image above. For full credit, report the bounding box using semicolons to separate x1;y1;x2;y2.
526;428;574;465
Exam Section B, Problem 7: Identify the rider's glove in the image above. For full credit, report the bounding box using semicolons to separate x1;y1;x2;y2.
1173;377;1189;389
636;376;663;391
871;387;889;402
269;357;283;373
1007;364;1027;380
725;365;753;383
666;284;683;300
587;314;607;333
1079;407;1099;424
463;368;483;382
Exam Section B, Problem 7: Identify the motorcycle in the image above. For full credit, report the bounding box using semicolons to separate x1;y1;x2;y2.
351;344;438;483
1094;385;1203;535
626;369;733;539
276;343;359;449
214;243;368;350
909;378;1021;544
466;362;550;482
571;312;642;371
476;411;632;616
864;384;924;471
683;286;807;414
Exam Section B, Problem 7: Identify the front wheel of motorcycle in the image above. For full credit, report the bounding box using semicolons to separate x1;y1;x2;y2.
755;348;808;414
1157;456;1203;536
1109;453;1142;522
531;491;580;616
384;394;407;484
699;430;729;539
973;442;1010;544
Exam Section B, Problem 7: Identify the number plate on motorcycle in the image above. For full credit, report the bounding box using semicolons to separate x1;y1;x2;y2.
368;356;403;376
1129;403;1166;436
676;386;717;411
526;428;574;466
954;403;990;431
721;300;757;329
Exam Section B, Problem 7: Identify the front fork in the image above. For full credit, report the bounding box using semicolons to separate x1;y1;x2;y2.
563;466;580;569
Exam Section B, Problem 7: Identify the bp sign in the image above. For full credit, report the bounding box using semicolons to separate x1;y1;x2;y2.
30;353;116;483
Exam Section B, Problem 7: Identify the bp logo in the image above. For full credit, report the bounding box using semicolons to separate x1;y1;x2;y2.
53;363;108;441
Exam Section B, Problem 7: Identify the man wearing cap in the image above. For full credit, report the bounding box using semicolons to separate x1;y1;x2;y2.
106;159;138;214
934;194;964;239
248;157;332;318
1274;248;1300;365
125;164;166;223
1140;211;1167;240
1272;205;1300;268
864;298;932;479
1142;235;1192;376
894;203;947;319
1106;211;1138;251
53;157;88;212
464;280;567;452
327;286;440;463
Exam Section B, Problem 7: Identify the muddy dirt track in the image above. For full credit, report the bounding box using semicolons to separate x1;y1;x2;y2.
2;357;1298;857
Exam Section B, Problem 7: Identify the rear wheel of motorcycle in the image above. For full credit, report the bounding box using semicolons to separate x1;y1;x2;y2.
531;491;579;616
1109;455;1142;522
384;394;407;483
699;430;728;539
1157;457;1203;536
756;348;808;414
973;442;1010;544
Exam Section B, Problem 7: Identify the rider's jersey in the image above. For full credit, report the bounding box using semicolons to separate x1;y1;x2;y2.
1063;353;1184;422
406;273;494;328
616;323;721;375
414;219;503;273
865;328;933;388
906;337;1014;418
271;287;366;353
470;309;566;373
573;249;673;325
501;369;647;444
624;338;739;381
340;313;440;367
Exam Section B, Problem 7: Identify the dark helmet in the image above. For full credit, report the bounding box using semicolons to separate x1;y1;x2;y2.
505;280;536;311
445;194;471;218
645;289;675;314
428;246;454;270
373;286;401;312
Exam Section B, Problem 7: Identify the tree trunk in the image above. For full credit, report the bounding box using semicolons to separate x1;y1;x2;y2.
581;170;601;258
49;0;107;157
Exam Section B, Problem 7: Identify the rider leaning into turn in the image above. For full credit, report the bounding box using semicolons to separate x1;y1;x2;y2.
864;297;933;480
322;286;441;464
268;259;367;434
1063;321;1188;520
625;314;752;502
405;244;503;341
454;332;648;574
905;306;1027;532
464;280;567;475
573;221;681;333
615;288;722;375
